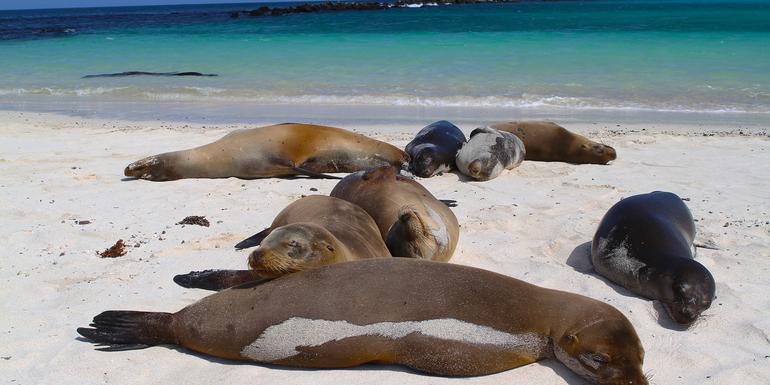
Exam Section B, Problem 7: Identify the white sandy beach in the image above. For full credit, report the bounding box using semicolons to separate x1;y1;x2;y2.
1;110;769;385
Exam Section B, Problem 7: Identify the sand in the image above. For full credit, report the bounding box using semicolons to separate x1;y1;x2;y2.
1;110;769;384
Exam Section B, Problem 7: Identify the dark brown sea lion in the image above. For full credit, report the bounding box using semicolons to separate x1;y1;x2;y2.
173;195;391;290
329;166;459;262
492;121;616;164
124;123;409;181
79;258;648;385
404;120;467;178
591;191;715;326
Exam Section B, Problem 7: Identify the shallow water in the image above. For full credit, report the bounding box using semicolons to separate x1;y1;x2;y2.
1;0;769;121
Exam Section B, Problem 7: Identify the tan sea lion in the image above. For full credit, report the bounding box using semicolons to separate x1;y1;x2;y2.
329;166;459;262
79;258;648;385
124;123;409;181
492;121;616;164
174;195;391;290
592;191;715;326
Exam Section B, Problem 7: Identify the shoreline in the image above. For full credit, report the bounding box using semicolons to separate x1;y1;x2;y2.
1;110;769;384
2;99;769;131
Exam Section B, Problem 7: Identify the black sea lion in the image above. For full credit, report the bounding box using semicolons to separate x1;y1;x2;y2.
404;120;467;178
79;258;648;385
124;123;409;181
329;166;459;262
591;191;715;326
174;195;392;290
455;126;525;181
492;121;616;164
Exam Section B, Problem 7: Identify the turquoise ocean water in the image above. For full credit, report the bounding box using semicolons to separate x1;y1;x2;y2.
1;0;769;123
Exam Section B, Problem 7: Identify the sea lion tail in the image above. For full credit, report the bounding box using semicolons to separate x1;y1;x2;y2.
77;310;176;351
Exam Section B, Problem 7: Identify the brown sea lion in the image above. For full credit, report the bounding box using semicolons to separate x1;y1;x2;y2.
492;121;616;164
329;166;459;262
79;258;648;385
592;191;715;326
124;123;409;181
173;195;391;290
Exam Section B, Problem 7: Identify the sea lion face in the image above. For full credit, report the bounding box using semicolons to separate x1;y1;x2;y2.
385;206;448;260
409;145;443;178
456;138;505;181
554;319;647;385
661;263;715;325
124;154;181;181
580;142;617;164
248;224;337;278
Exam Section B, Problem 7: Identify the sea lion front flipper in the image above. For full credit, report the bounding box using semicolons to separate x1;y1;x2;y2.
235;227;271;249
173;269;256;291
440;199;458;207
94;343;151;352
469;126;497;138
292;166;342;179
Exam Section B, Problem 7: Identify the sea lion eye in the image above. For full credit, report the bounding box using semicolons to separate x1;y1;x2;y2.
579;352;610;369
288;240;300;248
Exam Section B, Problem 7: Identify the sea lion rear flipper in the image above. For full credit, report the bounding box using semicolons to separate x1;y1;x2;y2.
77;311;175;350
235;227;271;249
173;269;256;291
292;166;342;179
440;199;458;207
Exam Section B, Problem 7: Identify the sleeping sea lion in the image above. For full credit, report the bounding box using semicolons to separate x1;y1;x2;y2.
174;195;391;290
79;258;648;385
591;191;715;326
492;121;616;164
124;123;409;181
329;166;459;262
404;120;467;178
455;126;525;181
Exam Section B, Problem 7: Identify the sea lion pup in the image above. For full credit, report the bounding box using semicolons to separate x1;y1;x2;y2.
592;191;715;326
124;123;409;181
455;126;525;181
492;121;616;164
79;259;648;385
173;195;392;291
329;166;459;262
404;120;467;178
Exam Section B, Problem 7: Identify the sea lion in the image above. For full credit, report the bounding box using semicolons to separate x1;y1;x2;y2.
329;166;459;262
591;191;715;326
492;121;616;164
173;195;392;291
124;123;409;181
455;126;525;181
79;258;648;385
404;120;467;178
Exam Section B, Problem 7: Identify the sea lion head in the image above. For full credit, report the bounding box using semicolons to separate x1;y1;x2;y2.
385;206;448;260
578;142;617;164
554;317;648;385
124;153;181;181
247;223;340;278
408;144;443;178
660;260;715;325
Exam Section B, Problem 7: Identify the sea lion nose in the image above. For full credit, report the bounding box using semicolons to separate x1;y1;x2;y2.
248;249;264;270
